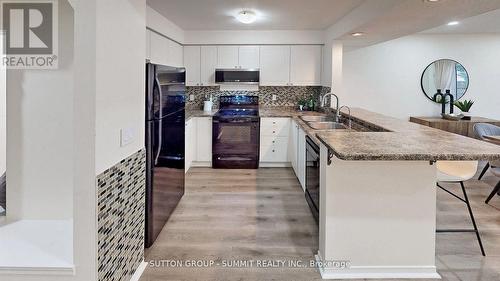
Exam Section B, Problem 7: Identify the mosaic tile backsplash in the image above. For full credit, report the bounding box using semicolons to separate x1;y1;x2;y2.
186;86;332;110
97;149;146;281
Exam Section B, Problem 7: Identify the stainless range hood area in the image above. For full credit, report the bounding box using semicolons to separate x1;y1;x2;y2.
215;68;260;84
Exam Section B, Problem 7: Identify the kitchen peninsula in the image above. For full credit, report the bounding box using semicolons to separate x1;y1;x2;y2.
314;108;500;279
184;105;500;279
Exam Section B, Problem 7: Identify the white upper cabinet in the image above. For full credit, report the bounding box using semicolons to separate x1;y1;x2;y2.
167;39;183;67
184;46;217;86
149;31;168;66
183;43;322;86
217;46;260;69
259;46;291;86
184;46;201;86
290;45;322;86
217;46;239;68
149;30;184;67
200;46;218;86
238;46;260;69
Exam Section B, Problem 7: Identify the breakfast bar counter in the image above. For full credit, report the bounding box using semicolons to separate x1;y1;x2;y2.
317;108;500;161
311;108;500;280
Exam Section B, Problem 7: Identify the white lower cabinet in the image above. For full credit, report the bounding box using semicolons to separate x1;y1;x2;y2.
260;136;289;162
186;117;212;172
289;120;306;190
260;117;290;165
289;120;299;173
297;127;306;190
193;117;212;165
185;118;196;173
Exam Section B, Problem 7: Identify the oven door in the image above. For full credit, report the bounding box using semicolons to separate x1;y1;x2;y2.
212;118;260;168
305;136;320;223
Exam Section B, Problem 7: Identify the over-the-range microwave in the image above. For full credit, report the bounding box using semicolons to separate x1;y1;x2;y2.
215;68;260;84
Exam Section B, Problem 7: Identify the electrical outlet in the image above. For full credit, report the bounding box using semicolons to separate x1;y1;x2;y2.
120;127;136;147
189;94;195;101
272;94;277;101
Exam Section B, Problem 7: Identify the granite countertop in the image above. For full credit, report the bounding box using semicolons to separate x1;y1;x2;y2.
315;108;500;161
185;109;217;121
187;106;500;161
186;107;329;145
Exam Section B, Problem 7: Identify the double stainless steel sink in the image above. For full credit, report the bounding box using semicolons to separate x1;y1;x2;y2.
299;115;349;130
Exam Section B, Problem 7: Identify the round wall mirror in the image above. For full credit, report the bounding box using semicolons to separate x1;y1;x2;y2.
421;59;469;101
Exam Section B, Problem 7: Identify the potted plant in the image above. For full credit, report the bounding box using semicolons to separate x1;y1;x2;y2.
298;98;307;111
307;95;317;111
454;99;474;120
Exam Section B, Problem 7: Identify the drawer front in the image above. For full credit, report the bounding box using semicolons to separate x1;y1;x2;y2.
261;118;290;137
260;136;289;162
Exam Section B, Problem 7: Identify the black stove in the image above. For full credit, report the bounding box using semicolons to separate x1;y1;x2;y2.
216;108;259;117
212;96;260;169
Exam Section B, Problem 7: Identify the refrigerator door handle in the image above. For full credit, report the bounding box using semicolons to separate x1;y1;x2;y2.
154;75;163;118
154;76;163;165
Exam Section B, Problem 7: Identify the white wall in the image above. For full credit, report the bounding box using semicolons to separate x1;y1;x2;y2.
1;32;5;175
341;34;500;120
184;30;324;45
147;5;184;43
95;0;146;174
6;0;74;220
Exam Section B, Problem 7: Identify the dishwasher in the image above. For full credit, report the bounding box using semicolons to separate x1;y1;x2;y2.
304;136;320;223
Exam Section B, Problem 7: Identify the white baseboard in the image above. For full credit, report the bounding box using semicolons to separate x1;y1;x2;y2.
259;162;291;168
0;266;75;276
315;255;441;279
191;161;212;167
129;261;148;281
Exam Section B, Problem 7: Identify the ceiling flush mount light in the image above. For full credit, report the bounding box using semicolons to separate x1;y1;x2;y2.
351;32;365;37
425;0;440;2
236;10;257;24
447;21;459;26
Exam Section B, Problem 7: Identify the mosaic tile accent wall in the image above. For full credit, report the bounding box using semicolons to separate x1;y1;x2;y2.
186;86;331;110
97;149;146;281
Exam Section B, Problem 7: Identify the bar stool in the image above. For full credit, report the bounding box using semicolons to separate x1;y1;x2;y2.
485;167;500;204
474;123;500;180
436;160;485;256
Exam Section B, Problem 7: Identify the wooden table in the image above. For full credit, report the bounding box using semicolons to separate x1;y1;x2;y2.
484;135;500;145
410;116;500;139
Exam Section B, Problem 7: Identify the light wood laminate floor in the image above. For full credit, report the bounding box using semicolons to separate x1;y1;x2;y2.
141;165;500;281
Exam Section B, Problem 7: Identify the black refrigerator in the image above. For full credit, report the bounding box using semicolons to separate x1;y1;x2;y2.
145;63;186;248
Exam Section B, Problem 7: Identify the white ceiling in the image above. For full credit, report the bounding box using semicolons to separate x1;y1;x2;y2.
147;0;500;48
421;8;500;34
146;0;364;30
334;0;500;48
